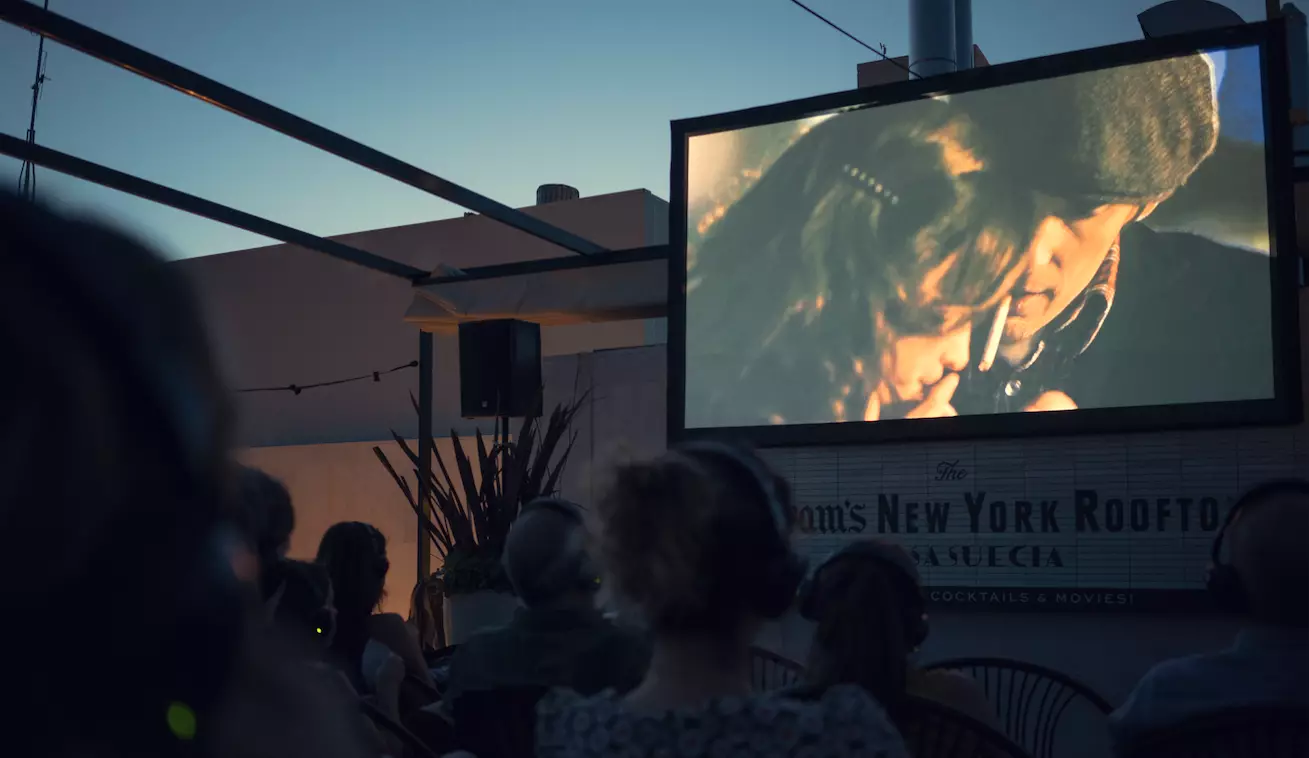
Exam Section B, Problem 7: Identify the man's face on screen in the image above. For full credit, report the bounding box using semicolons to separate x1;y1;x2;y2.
1002;198;1160;345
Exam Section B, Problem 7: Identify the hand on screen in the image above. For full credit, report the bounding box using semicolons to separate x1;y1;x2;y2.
1024;391;1078;413
904;373;961;419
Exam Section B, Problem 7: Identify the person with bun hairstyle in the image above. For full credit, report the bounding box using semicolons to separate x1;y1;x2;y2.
535;443;909;758
797;539;996;727
316;521;433;693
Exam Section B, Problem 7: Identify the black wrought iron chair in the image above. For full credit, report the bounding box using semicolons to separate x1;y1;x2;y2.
1120;705;1309;758
923;657;1114;758
749;645;806;692
898;696;1035;758
452;685;549;758
783;687;1032;758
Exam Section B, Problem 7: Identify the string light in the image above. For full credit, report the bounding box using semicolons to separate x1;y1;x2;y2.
236;360;419;395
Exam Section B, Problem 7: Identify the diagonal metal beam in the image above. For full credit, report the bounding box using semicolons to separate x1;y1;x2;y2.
0;132;429;280
0;0;607;257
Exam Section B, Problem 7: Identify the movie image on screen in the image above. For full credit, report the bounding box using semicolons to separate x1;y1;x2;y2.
681;44;1279;433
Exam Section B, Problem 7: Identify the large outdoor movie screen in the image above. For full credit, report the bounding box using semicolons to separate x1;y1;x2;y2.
682;46;1277;431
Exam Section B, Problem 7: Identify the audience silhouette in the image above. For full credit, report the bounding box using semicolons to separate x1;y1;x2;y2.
440;497;650;708
6;189;1306;758
534;442;910;757
798;539;998;729
1110;478;1309;749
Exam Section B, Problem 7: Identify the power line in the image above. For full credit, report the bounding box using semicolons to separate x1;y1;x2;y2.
785;0;918;79
237;360;418;395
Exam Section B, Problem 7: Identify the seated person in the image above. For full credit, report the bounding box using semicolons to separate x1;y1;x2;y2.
440;497;650;707
263;558;338;657
264;557;408;755
1109;479;1309;749
797;539;998;729
230;464;296;599
317;521;434;693
535;444;909;758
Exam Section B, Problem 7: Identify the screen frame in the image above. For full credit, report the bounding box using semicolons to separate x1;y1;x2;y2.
668;21;1302;449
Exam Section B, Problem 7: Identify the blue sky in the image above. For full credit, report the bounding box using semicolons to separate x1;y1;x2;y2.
0;0;1278;259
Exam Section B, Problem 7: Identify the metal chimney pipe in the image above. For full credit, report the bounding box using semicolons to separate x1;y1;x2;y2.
910;0;958;77
955;0;974;70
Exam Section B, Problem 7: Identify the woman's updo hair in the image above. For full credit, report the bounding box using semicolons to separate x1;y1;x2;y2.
596;446;796;632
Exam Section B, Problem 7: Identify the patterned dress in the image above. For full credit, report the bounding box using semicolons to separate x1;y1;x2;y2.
535;683;909;758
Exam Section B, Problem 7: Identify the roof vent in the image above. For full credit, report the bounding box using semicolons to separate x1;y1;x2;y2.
536;184;580;205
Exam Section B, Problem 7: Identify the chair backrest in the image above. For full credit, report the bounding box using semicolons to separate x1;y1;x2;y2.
453;685;549;758
897;696;1034;758
749;645;805;692
1121;705;1309;758
923;657;1113;758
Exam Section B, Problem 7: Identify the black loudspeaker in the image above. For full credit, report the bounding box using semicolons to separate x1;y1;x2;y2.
458;319;543;418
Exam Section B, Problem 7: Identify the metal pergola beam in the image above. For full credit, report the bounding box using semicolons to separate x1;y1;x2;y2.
0;133;429;280
0;0;608;258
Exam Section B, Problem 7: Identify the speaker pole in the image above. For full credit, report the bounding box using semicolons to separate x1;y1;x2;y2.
417;330;434;581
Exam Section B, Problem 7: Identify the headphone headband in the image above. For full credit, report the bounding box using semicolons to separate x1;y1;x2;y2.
521;497;586;524
671;441;805;619
674;441;790;541
505;497;599;601
1211;479;1309;564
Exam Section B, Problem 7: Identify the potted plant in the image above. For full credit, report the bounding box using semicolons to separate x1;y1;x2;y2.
373;394;586;644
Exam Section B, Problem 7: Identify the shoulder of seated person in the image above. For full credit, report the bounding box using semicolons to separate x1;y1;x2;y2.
368;612;408;628
1131;651;1226;696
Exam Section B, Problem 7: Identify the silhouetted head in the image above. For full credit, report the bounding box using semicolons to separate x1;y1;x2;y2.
1224;479;1309;628
316;521;389;620
265;558;337;651
232;464;295;592
597;443;802;644
0;193;373;758
800;539;928;709
503;497;601;609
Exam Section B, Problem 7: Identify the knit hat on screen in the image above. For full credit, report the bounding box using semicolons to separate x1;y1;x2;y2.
964;52;1219;202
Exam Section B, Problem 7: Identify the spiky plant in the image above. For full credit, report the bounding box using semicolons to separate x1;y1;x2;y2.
373;393;587;596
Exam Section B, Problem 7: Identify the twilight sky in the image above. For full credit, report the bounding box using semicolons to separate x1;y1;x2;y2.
0;0;1278;259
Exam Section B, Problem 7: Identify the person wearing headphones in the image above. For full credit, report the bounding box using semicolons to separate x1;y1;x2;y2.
440;497;650;709
535;444;908;758
0;193;374;758
1108;479;1309;749
796;539;997;728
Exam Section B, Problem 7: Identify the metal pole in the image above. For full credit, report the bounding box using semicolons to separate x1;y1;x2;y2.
0;133;427;280
909;0;957;78
954;0;974;71
416;331;434;580
0;0;607;257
